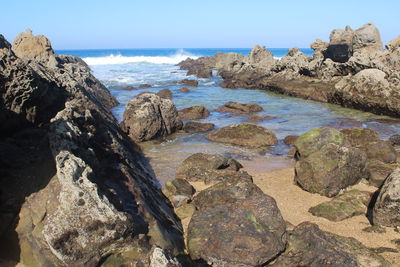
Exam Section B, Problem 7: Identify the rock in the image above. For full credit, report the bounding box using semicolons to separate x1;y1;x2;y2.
206;123;278;148
324;26;354;63
214;52;245;72
12;29;55;62
309;190;371;221
271;222;390;267
340;128;380;148
283;135;298;145
182;121;215;133
216;102;263;114
366;159;398;187
164;179;195;199
178;87;190;93
139;84;152;88
122;93;183;142
177;57;215;78
244;114;276;122
177;79;198;87
389;134;400;146
122;85;136;90
294;127;367;197
175;203;196;220
353;22;383;51
156;89;173;99
178;106;210;120
310;38;328;52
188;177;287;267
246;45;275;69
373;168;400;227
366;141;397;163
386;36;400;51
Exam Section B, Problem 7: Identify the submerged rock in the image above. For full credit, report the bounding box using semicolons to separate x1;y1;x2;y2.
206;123;278;148
216;101;263;114
122;93;183;142
178;105;210;120
178;87;190;93
271;222;390;267
183;121;214;133
177;79;198;87
244;114;276;122
139;83;152;88
188;177;287;267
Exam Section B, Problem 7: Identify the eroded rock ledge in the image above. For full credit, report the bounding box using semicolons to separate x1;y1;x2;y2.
178;23;400;117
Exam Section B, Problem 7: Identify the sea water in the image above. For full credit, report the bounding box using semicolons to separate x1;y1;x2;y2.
57;48;400;183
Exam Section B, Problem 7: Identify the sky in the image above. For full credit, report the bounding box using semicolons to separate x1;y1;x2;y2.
1;0;399;49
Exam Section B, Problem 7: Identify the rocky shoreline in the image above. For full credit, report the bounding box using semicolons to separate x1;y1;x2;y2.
1;27;400;267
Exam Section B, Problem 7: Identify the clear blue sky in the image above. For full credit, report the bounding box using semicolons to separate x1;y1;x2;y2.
1;0;399;49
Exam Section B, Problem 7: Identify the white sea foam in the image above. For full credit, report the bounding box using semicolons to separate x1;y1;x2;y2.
83;50;199;65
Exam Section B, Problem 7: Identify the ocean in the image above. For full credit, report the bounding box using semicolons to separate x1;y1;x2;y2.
56;48;400;183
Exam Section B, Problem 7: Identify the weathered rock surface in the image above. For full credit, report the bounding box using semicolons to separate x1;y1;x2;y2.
244;114;276;122
294;127;367;197
1;32;184;266
183;121;215;133
340;127;380;148
309;190;371;221
188;177;287;267
178;105;210;120
271;222;390;267
156;88;173;99
206;123;278;148
122;93;183;142
373;168;400;227
366;159;399;187
12;29;55;62
216;101;263;114
177;79;198;87
283;135;298;145
177;57;216;78
389;134;400;146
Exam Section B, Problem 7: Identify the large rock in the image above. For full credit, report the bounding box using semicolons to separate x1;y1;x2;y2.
176;153;246;184
182;121;214;133
216;101;263;114
366;141;397;163
177;57;216;78
353;22;383;51
122;93;183;142
12;29;55;62
294;127;367;197
340;127;380;148
206;123;278;148
271;222;390;267
386;36;400;51
188;177;287;267
373;168;400;227
156;88;173;99
366;159;398;187
324;25;355;63
178;105;210;120
246;45;275;69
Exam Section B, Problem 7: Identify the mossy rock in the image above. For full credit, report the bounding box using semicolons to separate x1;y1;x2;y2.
175;203;196;220
340;128;380;148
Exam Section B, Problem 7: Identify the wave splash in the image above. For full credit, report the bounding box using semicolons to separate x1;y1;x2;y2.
83;49;199;65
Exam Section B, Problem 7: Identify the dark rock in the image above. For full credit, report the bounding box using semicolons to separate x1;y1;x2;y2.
164;179;195;198
309;190;371;221
183;121;214;133
244;114;276;122
283;135;298;145
122;93;183;142
271;222;390;267
178;106;210;120
156;88;173;99
139;83;152;88
177;79;198;87
216;101;263;114
373;168;400;227
178;87;190;93
122;85;136;90
177;57;216;78
188;178;287;267
389;134;400;146
206;123;278;148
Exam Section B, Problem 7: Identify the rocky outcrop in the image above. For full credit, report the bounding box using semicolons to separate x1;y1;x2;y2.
177;57;216;78
12;29;55;62
294;127;367;197
0;32;185;266
122;93;183;142
216;101;263;114
271;222;390;267
178;105;210;120
206;123;278;148
373;168;400;227
188;176;287;266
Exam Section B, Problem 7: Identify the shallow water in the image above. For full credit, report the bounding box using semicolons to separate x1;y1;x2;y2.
58;48;400;184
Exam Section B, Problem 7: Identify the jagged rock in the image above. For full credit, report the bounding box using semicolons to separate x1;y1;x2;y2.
122;93;183;142
206;123;278;148
389;134;400;146
310;38;328;52
324;26;354;63
216;101;263;114
309;190;371;221
177;79;198;87
177;57;216;78
353;22;383;51
178;106;210;120
156;89;173;99
188;177;287;267
373;168;400;227
340;127;380;148
294;127;367;197
386;36;400;51
182;121;214;133
271;222;390;267
12;29;55;62
214;52;245;72
246;45;275;69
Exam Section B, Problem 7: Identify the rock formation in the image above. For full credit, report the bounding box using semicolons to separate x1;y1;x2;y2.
178;105;210;120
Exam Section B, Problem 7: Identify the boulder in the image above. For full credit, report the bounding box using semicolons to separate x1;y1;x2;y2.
246;45;275;69
366;159;398;187
12;29;55;62
353;22;383;51
178;106;210;120
373;168;400;227
177;57;216;78
122;93;183;142
175;153;251;184
283;135;298;145
340;127;380;148
182;121;214;133
308;190;371;221
188;177;287;267
389;134;400;146
324;26;354;63
214;52;245;72
164;178;195;198
177;79;198;87
271;222;390;267
206;123;278;148
156;89;173;99
217;101;263;114
366;141;397;163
